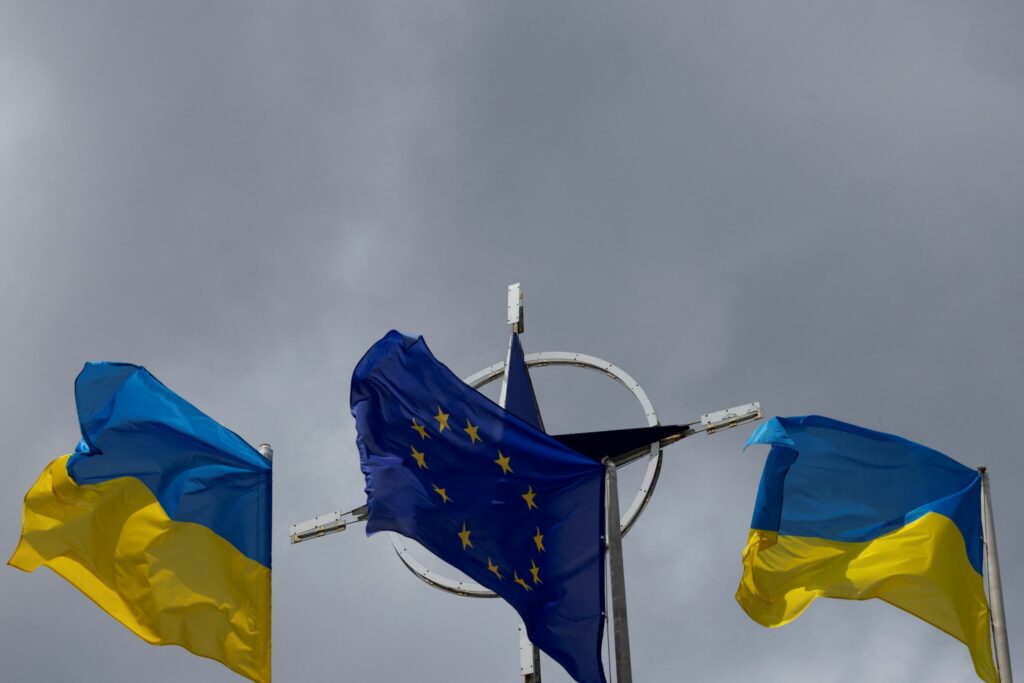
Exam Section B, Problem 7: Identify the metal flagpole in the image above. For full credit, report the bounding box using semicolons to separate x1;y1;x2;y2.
502;283;542;683
604;459;633;683
518;623;542;683
258;443;273;678
980;467;1013;683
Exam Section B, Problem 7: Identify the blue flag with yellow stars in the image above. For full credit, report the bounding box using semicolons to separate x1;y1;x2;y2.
352;331;607;683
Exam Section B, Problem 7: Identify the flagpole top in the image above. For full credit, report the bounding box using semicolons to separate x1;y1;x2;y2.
507;283;524;333
258;444;273;461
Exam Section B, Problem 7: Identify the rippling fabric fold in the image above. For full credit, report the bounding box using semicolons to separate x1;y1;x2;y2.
738;416;996;683
9;362;271;682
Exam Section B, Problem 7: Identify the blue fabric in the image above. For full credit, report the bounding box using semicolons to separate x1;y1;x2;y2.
353;331;606;683
504;333;544;431
745;415;982;573
66;362;272;567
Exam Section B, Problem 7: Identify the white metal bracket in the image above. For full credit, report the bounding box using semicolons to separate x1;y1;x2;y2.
507;283;524;333
289;505;368;544
697;402;762;434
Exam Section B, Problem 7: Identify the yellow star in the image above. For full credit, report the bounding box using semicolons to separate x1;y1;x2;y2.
513;571;532;592
458;521;473;550
433;406;450;433
533;527;545;553
486;557;503;580
463;419;482;444
432;483;451;504
411;418;430;440
529;559;543;585
494;451;513;475
410;446;428;469
521;485;538;510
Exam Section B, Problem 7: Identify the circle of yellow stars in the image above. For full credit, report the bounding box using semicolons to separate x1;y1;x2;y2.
404;405;547;592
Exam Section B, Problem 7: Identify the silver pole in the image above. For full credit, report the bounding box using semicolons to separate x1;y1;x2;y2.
980;468;1013;682
605;459;633;683
258;443;273;679
518;623;542;682
502;284;541;682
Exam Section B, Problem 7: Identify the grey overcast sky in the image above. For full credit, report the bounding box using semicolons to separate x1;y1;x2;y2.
2;1;1022;681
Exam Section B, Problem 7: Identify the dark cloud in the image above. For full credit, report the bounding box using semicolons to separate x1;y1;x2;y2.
2;1;1020;680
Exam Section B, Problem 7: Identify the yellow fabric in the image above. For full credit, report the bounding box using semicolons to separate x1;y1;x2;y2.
9;455;271;682
737;511;997;682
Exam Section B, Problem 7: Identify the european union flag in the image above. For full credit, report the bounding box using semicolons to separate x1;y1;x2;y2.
353;332;607;683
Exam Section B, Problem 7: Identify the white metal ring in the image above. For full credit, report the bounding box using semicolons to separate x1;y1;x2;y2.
389;351;662;598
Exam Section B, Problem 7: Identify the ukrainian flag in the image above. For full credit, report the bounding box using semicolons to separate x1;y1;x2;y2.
9;363;271;682
737;416;997;683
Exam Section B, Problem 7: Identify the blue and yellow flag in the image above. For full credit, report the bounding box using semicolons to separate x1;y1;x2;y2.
9;362;272;682
737;416;997;683
353;332;606;683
